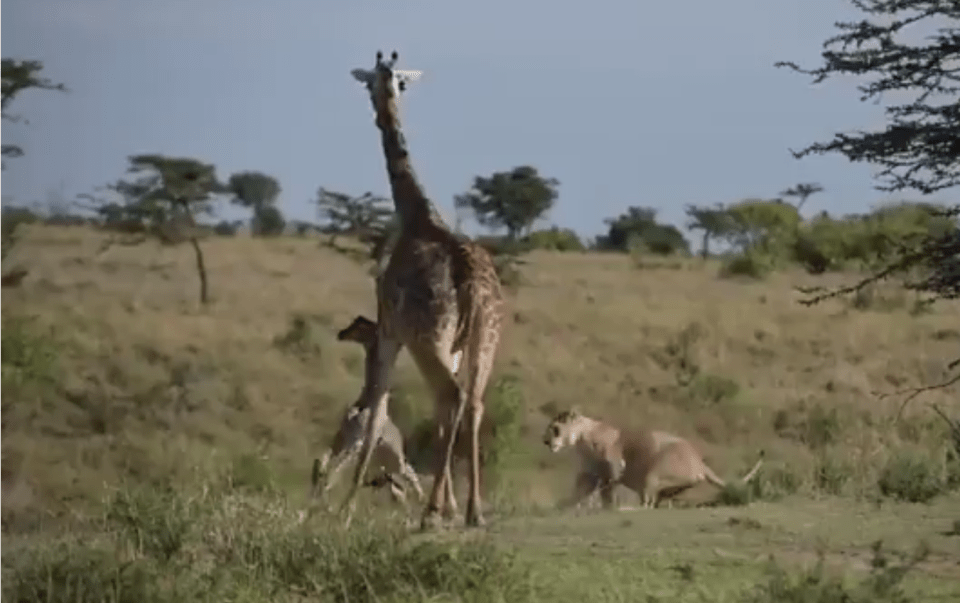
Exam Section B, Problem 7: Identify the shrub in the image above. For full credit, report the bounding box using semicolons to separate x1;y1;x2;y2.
212;220;238;236
103;486;192;563
1;315;59;394
719;251;774;279
749;540;927;603
711;482;753;507
272;313;325;359
773;402;842;451
749;463;802;501
814;453;852;496
525;227;584;251
686;373;741;406
483;374;525;484
252;205;285;237
403;374;525;489
878;451;945;503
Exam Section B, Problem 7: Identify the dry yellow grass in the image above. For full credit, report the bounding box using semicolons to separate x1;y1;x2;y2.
3;224;959;524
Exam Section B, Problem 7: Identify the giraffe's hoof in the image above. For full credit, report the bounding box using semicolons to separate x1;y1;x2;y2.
465;512;486;529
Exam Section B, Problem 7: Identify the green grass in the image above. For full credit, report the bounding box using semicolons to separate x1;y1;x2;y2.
3;486;959;602
3;225;960;601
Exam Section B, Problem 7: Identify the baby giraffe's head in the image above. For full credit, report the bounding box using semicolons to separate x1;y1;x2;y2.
336;315;378;348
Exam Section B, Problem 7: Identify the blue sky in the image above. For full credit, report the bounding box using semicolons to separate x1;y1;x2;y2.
2;0;948;239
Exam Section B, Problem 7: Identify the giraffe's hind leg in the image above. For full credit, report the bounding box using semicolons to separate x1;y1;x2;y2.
463;324;501;528
408;345;462;531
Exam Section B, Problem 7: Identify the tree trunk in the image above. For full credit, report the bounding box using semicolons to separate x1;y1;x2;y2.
189;236;209;305
701;232;710;260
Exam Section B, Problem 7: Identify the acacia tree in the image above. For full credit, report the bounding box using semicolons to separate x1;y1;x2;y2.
316;187;393;243
1;59;66;167
84;155;225;304
599;206;690;255
227;171;284;236
315;187;398;268
454;166;559;240
780;182;824;213
777;0;959;399
1;59;67;286
685;203;733;259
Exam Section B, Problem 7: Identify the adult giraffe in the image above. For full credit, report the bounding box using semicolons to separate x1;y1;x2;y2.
340;50;504;530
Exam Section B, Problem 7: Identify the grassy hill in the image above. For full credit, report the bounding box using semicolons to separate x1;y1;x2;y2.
3;224;959;602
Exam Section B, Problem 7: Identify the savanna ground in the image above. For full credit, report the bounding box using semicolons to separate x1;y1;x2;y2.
3;224;960;602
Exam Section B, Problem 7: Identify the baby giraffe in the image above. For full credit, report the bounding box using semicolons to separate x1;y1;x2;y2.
310;315;425;509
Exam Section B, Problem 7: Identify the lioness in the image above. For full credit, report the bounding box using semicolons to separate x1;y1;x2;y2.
543;409;764;509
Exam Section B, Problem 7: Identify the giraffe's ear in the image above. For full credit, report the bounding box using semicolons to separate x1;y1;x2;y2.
351;68;371;84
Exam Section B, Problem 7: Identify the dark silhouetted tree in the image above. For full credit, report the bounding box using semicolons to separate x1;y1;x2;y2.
316;188;392;236
1;59;66;168
255;204;286;237
777;0;959;399
314;187;400;270
600;206;690;255
685;203;734;259
454;166;559;240
780;182;824;213
227;171;282;236
84;155;226;305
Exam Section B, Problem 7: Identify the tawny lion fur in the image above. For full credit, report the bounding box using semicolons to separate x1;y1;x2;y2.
543;409;764;509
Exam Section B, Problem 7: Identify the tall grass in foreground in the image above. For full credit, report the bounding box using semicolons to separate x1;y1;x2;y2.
2;483;932;603
2;484;532;603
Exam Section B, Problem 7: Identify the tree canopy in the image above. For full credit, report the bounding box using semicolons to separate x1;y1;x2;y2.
227;171;284;236
777;0;959;396
1;59;66;167
455;166;559;240
316;188;393;236
685;203;734;258
599;206;690;255
776;0;959;196
228;171;281;209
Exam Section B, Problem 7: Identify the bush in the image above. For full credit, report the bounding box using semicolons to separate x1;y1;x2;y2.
773;402;842;451
493;254;525;290
814;453;852;496
525;227;585;252
212;220;238;236
878;451;946;503
749;540;927;603
403;374;525;489
252;205;285;237
272;313;325;360
749;463;802;501
1;315;59;394
719;252;774;279
483;374;525;485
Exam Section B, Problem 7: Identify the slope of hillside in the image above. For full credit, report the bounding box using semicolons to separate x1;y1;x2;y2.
3;225;959;529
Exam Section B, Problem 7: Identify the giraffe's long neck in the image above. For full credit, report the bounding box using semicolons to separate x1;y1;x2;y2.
373;95;450;234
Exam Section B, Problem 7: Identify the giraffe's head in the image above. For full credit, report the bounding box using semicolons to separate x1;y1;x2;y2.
350;50;422;122
336;315;378;348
